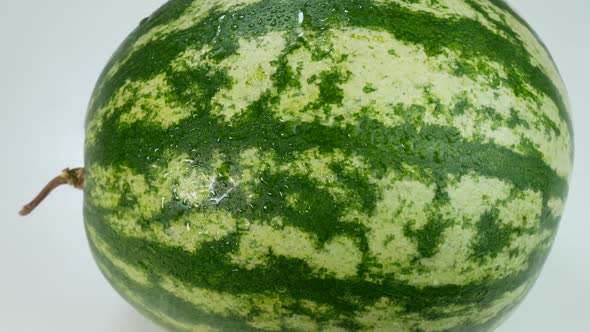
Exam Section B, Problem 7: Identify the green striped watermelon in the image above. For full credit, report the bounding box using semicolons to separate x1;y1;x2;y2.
82;0;573;331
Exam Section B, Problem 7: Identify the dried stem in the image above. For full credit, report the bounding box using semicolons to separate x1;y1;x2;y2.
19;168;85;216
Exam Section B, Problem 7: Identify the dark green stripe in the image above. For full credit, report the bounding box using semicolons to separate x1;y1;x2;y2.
486;0;557;64
446;297;526;332
465;0;521;45
475;0;569;134
87;228;262;332
87;0;194;108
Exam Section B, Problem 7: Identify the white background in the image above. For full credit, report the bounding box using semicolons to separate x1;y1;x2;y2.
0;1;588;331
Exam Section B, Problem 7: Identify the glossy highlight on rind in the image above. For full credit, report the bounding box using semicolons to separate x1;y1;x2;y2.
83;0;573;331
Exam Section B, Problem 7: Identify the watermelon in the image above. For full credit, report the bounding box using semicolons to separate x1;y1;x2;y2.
79;0;573;331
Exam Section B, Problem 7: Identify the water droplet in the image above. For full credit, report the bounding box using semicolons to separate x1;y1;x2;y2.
137;260;149;270
231;24;239;30
147;244;158;253
275;285;288;293
434;149;445;163
237;219;251;231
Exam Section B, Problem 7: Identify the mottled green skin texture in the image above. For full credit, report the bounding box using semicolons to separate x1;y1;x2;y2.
83;0;573;331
